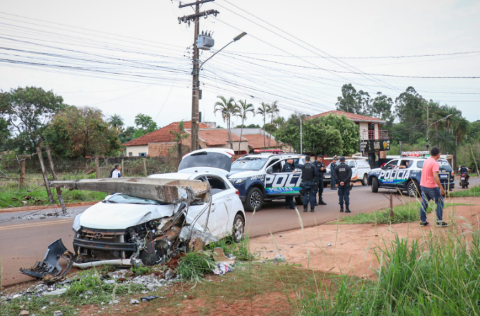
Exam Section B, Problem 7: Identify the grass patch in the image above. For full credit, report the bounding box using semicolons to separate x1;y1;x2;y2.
0;294;75;316
176;251;216;283
298;228;480;314
449;184;480;197
0;183;106;208
207;235;259;261
332;201;470;225
130;265;152;276
144;262;326;316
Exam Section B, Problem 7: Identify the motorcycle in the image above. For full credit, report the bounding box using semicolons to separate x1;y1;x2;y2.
460;173;469;189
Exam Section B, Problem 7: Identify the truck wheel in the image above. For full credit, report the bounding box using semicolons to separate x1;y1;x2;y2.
371;177;379;193
407;180;420;197
295;195;303;205
362;174;368;186
245;187;263;212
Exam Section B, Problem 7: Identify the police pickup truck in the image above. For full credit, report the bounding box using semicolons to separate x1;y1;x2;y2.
323;158;371;187
367;157;455;197
178;149;307;212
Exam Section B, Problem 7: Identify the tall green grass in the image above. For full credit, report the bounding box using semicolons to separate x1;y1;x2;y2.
298;226;480;314
450;184;480;197
334;202;469;225
0;182;106;208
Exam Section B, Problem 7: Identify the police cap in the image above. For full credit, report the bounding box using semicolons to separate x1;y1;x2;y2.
340;156;346;162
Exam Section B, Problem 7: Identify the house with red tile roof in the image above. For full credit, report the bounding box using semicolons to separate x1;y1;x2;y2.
123;121;249;157
123;121;210;157
306;110;390;163
306;110;388;141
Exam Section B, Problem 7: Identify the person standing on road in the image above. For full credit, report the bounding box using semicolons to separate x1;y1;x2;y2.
300;156;319;212
330;157;338;190
282;158;297;209
334;156;352;213
419;147;448;227
110;164;122;178
313;155;327;206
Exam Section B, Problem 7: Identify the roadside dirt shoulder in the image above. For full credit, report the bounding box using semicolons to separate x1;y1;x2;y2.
249;197;480;279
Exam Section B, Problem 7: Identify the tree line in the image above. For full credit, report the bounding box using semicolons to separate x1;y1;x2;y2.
0;87;160;158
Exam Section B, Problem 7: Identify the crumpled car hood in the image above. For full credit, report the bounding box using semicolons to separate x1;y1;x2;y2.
79;202;175;230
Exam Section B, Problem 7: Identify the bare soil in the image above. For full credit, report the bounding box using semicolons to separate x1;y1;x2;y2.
250;197;480;279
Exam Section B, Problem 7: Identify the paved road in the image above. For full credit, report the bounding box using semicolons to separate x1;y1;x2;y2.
2;178;478;287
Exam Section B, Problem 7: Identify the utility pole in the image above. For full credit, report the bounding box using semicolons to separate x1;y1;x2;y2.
178;0;219;151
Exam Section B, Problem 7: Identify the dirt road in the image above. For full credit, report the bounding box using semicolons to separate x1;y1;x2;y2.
1;179;478;287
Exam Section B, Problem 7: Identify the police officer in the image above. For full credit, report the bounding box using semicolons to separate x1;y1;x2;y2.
334;156;352;213
300;156;319;212
330;157;338;190
283;158;297;209
313;155;327;206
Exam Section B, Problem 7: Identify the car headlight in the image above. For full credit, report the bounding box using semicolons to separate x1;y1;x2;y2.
73;214;82;232
230;177;247;185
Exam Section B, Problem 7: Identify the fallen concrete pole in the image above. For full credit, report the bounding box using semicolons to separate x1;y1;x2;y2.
74;259;132;268
50;177;209;204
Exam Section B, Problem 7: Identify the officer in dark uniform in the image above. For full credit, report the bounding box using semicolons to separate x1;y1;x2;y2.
299;156;319;212
313;155;327;206
282;158;297;209
330;157;338;190
334;156;352;213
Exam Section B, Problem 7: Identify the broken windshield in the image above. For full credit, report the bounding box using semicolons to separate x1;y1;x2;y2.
231;157;268;171
106;194;168;205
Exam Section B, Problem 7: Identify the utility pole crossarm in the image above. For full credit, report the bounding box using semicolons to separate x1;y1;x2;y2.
179;0;215;8
178;10;219;23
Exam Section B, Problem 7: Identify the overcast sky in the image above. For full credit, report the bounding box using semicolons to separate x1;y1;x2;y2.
1;0;479;129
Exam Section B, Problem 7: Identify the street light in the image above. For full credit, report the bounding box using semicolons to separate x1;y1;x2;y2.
200;32;247;69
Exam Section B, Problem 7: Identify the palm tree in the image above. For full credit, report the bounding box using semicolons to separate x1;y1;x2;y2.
169;121;189;165
236;100;254;153
108;114;124;129
214;96;240;150
257;102;271;148
267;101;280;147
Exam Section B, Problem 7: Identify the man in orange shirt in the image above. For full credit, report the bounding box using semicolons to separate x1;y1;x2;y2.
419;147;448;227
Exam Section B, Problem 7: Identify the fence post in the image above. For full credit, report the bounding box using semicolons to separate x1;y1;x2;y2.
36;146;54;205
45;145;67;214
144;158;147;177
95;156;100;179
121;158;124;177
19;159;25;188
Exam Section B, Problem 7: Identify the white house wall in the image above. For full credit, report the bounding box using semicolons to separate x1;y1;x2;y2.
125;145;149;157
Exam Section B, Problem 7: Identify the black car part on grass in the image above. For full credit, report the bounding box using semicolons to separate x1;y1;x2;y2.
20;239;75;282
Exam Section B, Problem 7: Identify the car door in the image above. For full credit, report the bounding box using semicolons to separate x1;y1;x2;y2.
265;158;301;197
347;161;358;181
378;160;399;187
187;175;230;238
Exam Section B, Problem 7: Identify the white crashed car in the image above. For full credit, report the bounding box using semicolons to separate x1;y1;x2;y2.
71;172;245;267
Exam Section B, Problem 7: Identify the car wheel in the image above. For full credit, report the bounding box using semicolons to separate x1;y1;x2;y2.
245;187;263;212
232;213;245;242
407;180;420;197
371;177;379;193
295;195;303;205
362;174;368;186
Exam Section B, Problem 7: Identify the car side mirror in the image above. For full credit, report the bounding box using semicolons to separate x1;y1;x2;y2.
266;167;273;174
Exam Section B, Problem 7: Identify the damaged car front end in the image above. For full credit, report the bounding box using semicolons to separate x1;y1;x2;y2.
20;177;223;280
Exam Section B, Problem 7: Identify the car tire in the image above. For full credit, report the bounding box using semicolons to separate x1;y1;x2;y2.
362;174;368;186
295;195;303;205
371;177;379;193
407;180;420;197
245;187;263;212
232;213;245;243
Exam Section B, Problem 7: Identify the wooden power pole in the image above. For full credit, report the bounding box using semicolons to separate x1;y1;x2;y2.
178;0;219;151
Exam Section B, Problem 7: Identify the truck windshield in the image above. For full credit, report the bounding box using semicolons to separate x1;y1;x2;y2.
231;157;268;171
106;194;168;205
